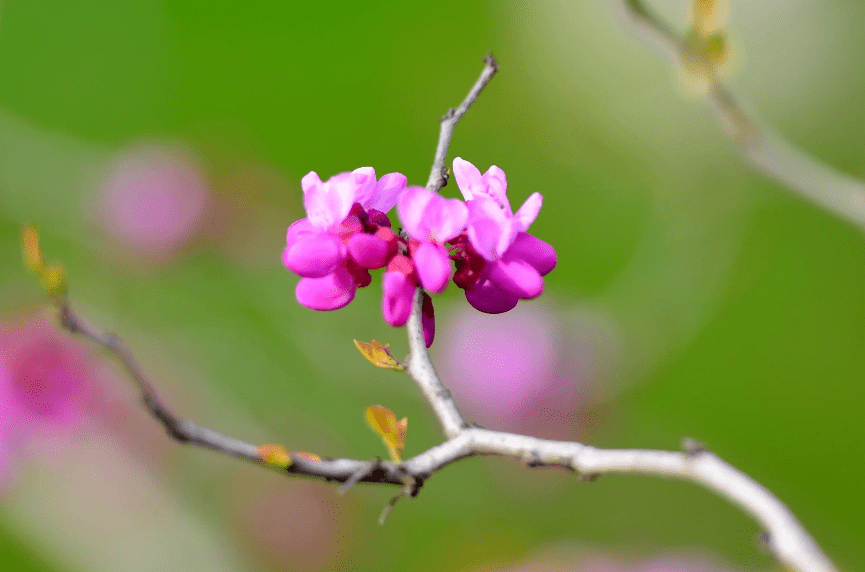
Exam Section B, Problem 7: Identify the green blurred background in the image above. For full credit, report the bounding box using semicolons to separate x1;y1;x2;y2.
0;0;862;570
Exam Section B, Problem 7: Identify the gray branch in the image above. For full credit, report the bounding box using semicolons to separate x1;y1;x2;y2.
615;0;865;233
425;53;498;193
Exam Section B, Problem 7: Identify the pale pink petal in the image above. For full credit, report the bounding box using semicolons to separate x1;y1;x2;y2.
282;233;347;278
301;171;323;195
466;196;509;260
365;172;407;212
452;157;483;200
303;177;352;230
506;233;557;276
494;217;520;259
514;192;543;231
482;165;511;213
397;186;435;240
466;217;503;261
421;294;435;348
399;186;466;242
349;167;377;207
348;233;391;269
426;197;468;243
489;257;544;299
295;267;356;311
382;272;416;327
414;242;451;294
465;278;519;314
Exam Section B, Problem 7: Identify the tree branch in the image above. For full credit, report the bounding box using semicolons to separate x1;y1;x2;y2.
425;54;499;193
404;288;467;439
615;0;865;233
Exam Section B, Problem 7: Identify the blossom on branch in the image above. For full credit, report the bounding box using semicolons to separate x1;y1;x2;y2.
284;168;407;310
451;158;556;313
282;159;556;346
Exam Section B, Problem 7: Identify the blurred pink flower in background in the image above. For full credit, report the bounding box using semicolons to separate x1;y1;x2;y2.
95;144;211;264
438;302;614;440
0;314;96;488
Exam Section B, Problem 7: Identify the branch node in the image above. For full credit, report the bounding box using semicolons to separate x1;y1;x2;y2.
522;450;544;468
682;437;709;457
483;53;498;71
338;458;382;496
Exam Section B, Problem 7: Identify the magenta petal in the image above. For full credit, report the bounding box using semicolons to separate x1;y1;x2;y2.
421;293;435;348
414;242;451;294
382;271;416;327
295;267;356;311
283;232;347;278
465;279;519;314
348;233;390;269
489;257;544;299
286;218;315;247
506;233;557;276
453;157;483;201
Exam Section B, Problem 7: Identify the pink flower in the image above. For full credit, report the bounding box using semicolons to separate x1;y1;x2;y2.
438;303;581;438
450;158;556;313
96;144;211;264
398;186;468;294
0;315;95;488
284;168;407;311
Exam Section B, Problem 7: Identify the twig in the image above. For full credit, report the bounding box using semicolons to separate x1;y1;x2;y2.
405;288;467;438
425;54;499;193
616;0;865;233
58;298;260;462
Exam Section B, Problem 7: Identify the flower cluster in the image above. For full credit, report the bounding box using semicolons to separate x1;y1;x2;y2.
282;159;556;346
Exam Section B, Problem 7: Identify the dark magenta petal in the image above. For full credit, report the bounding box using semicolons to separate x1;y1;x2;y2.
506;233;557;276
489;257;544;299
382;271;416;327
414;242;451;294
348;233;391;269
283;232;347;278
295;267;356;311
422;293;435;348
465;279;519;314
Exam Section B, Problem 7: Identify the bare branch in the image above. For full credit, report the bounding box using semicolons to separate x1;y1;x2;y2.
426;54;499;193
405;288;467;438
615;0;865;233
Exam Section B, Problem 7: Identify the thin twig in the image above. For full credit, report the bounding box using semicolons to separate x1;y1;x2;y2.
615;0;865;233
405;288;467;438
425;54;499;193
